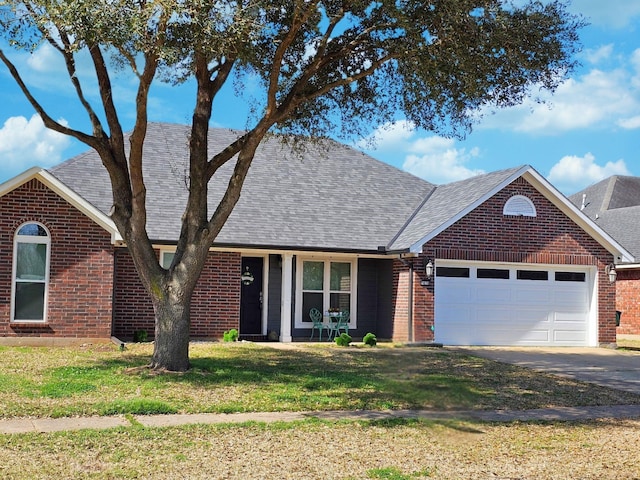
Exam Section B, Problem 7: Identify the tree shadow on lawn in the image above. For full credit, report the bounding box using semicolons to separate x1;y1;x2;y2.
113;345;640;409
17;345;640;417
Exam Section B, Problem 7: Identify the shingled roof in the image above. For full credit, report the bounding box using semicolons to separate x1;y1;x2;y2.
45;121;631;258
570;176;640;262
50;123;439;252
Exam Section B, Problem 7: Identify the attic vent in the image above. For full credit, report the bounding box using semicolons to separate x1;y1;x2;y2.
503;195;536;217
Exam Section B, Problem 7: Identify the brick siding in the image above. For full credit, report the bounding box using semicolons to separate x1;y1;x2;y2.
391;178;617;344
112;249;241;340
0;179;114;338
615;269;640;335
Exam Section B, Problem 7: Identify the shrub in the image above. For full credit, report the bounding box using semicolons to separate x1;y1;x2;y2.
335;332;352;347
363;332;377;346
223;328;239;342
132;329;148;343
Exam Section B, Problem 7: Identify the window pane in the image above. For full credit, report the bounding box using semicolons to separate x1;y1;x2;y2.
162;252;175;269
330;293;350;312
17;224;47;236
517;270;548;281
302;292;323;320
477;268;510;279
16;243;47;281
330;262;351;291
14;283;45;320
303;261;324;290
436;267;470;278
555;272;586;282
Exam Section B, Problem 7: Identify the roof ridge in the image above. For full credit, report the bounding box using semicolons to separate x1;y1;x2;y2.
601;176;620;212
386;185;437;251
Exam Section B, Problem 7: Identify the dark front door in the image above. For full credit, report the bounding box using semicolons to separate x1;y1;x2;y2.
240;257;263;335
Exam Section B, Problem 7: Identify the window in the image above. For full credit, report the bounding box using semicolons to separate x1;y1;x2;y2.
12;222;51;322
477;268;510;279
436;266;470;278
161;251;175;269
517;270;548;281
555;271;586;282
298;258;355;327
503;195;536;217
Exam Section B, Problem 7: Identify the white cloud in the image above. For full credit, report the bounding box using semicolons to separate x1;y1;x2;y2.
0;115;70;179
570;1;640;29
478;67;638;134
356;120;416;150
583;44;614;65
402;136;485;184
617;115;640;129
547;153;630;194
358;121;484;184
26;43;64;73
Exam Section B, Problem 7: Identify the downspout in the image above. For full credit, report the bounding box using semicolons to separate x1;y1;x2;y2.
398;257;414;343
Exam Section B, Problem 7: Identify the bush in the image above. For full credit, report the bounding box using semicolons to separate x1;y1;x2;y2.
223;328;239;342
132;329;148;343
363;332;377;346
335;332;352;347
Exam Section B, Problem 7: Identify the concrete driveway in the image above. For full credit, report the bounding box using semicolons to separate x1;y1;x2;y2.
460;347;640;394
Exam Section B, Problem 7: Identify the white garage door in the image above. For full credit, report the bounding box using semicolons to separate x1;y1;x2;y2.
434;262;596;346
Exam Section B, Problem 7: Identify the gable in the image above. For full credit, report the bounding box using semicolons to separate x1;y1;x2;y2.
392;166;633;263
430;177;613;261
0;167;120;243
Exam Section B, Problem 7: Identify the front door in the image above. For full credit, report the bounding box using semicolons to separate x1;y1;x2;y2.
240;257;263;335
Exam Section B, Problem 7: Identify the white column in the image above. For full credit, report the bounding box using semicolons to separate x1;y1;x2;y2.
280;253;293;342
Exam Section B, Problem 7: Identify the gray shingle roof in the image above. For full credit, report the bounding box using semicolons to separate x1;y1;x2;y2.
570;176;640;260
49;123;436;252
387;166;524;251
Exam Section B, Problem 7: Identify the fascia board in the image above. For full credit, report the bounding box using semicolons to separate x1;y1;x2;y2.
0;167;122;244
407;165;531;253
522;169;634;263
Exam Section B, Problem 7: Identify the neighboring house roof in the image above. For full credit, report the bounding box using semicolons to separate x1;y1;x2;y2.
570;176;640;263
0;122;631;261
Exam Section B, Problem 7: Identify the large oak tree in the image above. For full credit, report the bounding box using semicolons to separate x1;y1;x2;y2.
0;0;584;371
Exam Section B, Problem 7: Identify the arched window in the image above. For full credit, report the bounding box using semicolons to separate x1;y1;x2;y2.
503;195;537;217
12;222;51;322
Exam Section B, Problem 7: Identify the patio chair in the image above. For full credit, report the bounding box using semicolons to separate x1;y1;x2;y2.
309;308;326;341
328;310;349;340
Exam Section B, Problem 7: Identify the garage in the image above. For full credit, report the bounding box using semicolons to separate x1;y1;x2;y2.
434;261;596;346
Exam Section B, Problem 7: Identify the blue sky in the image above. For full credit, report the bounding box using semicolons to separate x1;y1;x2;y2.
1;1;639;195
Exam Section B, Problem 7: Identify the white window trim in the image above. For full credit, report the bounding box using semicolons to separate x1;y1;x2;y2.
11;222;51;323
503;194;537;217
160;250;176;269
294;256;357;329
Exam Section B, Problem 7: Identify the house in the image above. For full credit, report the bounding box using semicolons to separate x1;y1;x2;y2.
569;176;640;336
0;123;632;346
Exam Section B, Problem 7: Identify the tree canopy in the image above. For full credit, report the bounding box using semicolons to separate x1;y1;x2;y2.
0;0;585;370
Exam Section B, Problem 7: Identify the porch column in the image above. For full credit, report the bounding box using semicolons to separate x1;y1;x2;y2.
280;253;293;342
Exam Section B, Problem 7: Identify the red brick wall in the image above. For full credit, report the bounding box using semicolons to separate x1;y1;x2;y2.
615;269;640;335
391;178;616;344
0;179;114;338
112;249;241;340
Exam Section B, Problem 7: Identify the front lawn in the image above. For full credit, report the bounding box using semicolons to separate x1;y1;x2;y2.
0;342;638;419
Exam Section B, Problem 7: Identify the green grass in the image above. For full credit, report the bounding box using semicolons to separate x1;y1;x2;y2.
0;342;639;419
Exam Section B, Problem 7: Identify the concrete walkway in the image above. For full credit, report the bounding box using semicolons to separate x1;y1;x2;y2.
460;347;640;394
2;404;640;435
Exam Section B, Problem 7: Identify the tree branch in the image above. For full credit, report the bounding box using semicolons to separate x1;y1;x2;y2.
0;48;101;149
266;1;317;117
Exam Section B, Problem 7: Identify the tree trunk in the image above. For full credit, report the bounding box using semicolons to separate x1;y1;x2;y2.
150;292;192;372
